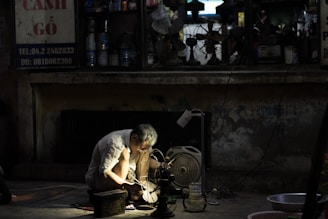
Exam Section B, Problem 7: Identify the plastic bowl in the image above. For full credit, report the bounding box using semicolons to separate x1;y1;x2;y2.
247;211;302;219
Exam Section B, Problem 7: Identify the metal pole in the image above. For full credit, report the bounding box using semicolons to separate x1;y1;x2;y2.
302;104;328;219
244;0;254;65
201;112;206;195
138;0;147;69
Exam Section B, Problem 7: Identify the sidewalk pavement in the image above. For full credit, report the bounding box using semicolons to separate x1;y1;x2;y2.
0;180;323;219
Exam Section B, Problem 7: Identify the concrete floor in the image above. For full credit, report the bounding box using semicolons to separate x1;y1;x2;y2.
0;180;325;219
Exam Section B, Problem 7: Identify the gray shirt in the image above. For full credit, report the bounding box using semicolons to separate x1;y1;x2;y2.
85;129;132;187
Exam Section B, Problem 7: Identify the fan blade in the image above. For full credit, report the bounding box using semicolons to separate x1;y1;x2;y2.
206;41;215;54
166;146;202;188
209;32;225;42
207;21;214;33
196;33;207;40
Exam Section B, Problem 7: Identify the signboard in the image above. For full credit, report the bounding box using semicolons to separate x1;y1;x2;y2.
321;0;328;67
14;0;77;69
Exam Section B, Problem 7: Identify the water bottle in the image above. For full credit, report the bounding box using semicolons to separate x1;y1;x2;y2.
85;17;96;67
183;182;207;212
97;18;109;67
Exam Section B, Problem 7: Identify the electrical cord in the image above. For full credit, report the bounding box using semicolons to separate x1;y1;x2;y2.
211;43;292;192
231;64;290;191
129;148;169;204
151;148;165;161
9;184;88;192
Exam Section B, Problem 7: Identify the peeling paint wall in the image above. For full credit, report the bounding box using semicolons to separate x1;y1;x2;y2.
32;83;328;192
209;85;326;173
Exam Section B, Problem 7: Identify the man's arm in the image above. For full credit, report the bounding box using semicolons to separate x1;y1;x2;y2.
103;147;132;185
149;158;161;169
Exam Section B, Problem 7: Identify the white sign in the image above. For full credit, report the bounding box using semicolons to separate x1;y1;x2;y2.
15;0;77;68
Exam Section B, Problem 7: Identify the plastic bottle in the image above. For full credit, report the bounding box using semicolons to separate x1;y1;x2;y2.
121;0;127;12
113;0;121;11
97;18;109;67
85;17;96;67
146;34;155;65
187;182;206;211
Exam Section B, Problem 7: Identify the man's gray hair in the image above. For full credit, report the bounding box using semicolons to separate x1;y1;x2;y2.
132;123;158;147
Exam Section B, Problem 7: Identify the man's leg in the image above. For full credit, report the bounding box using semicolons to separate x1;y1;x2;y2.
133;150;151;201
94;172;122;192
136;150;150;183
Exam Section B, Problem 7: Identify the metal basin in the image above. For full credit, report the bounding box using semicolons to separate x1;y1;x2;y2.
267;193;328;212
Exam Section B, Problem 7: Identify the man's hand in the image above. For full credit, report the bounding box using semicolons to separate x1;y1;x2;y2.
124;181;135;186
123;182;141;192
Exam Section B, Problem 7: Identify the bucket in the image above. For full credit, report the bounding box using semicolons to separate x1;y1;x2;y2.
247;211;302;219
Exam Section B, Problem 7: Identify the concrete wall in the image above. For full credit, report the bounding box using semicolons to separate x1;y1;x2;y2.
16;74;327;193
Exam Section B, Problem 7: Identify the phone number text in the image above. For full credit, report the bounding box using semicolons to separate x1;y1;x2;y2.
18;47;75;55
20;57;73;67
